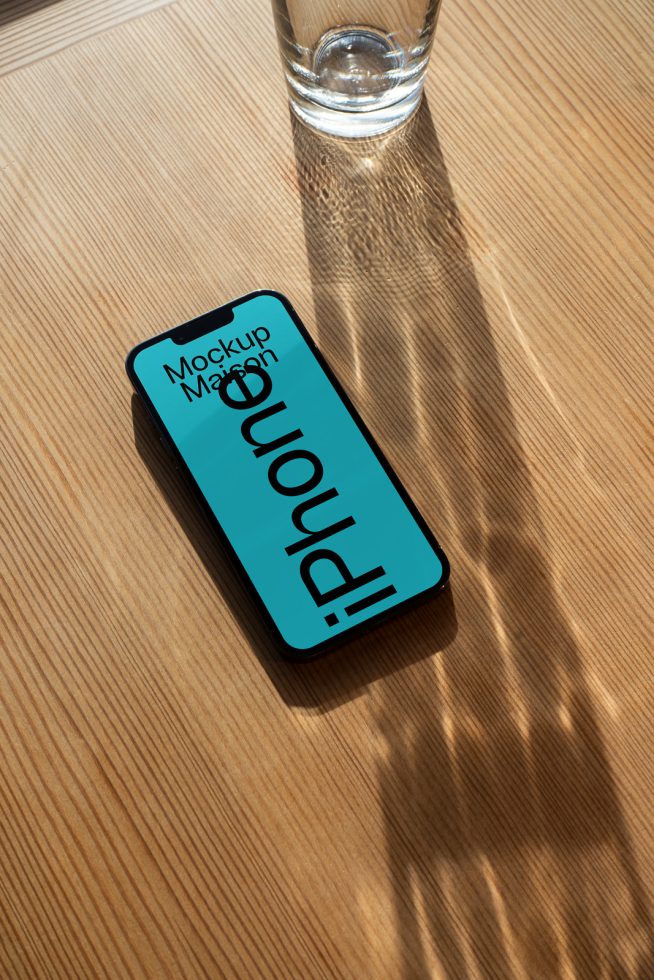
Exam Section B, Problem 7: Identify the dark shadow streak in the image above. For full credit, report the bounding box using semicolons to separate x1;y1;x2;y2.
131;395;457;712
291;101;654;978
0;1;60;30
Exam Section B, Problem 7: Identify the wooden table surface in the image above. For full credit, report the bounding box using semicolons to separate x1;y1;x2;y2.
1;0;653;977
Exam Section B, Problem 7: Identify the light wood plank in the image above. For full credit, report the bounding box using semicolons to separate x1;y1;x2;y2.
0;0;652;975
0;0;174;76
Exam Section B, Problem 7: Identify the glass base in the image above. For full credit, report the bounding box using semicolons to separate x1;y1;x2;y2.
286;24;425;138
289;83;423;138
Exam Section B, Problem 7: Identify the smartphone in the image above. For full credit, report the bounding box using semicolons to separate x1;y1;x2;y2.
126;291;449;659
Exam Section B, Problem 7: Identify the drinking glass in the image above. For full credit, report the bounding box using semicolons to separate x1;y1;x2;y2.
272;1;443;137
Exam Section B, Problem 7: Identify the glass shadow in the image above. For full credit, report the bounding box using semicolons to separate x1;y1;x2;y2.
291;101;654;977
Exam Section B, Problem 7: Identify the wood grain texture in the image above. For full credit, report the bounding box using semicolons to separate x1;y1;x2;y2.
0;0;653;976
0;0;174;76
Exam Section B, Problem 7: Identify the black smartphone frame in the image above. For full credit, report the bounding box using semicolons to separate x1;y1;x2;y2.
126;290;450;661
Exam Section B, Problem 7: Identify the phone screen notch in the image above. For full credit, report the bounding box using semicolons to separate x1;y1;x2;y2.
173;305;234;344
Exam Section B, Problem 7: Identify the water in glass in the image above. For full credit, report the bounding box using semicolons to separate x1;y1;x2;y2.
273;1;442;137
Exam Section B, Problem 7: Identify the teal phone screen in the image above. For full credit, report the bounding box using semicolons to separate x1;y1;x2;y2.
128;292;447;655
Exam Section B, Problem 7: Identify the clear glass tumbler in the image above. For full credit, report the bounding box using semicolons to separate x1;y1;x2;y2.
273;1;443;137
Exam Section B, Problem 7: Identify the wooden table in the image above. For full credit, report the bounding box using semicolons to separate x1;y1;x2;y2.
1;0;652;976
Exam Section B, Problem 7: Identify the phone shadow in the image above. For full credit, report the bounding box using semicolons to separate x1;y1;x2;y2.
131;395;458;712
290;101;654;976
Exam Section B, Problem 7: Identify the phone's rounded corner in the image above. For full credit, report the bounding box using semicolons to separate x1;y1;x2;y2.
280;645;322;664
272;626;324;664
247;289;295;315
125;340;149;385
252;288;291;303
415;549;451;605
435;549;451;593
